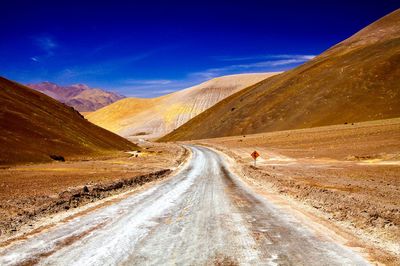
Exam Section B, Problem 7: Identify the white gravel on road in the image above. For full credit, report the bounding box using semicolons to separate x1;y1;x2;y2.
0;145;370;266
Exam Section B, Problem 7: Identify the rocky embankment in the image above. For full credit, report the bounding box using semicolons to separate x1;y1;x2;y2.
1;169;171;238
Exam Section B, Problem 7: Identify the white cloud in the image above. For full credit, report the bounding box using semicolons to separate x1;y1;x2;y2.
115;78;199;98
54;51;159;83
119;54;317;97
122;79;172;85
192;54;316;79
34;35;57;55
31;35;58;62
214;54;316;62
151;89;177;94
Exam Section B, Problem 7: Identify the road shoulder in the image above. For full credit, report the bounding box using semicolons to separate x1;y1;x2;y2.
202;143;397;265
0;142;190;246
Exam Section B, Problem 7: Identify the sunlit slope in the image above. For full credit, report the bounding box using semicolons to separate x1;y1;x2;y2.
160;9;400;141
87;73;277;139
0;77;137;165
86;97;159;133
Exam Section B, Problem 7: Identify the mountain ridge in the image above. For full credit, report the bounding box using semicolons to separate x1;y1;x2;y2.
27;82;125;112
0;77;137;165
160;9;400;141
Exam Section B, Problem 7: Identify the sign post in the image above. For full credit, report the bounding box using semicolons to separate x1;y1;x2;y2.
251;151;260;167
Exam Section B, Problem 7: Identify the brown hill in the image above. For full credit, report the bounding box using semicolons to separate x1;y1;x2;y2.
27;82;124;112
87;73;277;140
0;77;137;165
160;9;400;142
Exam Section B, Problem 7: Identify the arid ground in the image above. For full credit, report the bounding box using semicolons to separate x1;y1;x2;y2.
191;118;400;264
0;120;398;265
0;142;187;240
1;4;399;266
0;145;371;266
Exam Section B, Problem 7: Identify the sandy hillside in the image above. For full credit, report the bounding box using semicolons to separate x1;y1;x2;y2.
0;77;137;165
87;73;277;140
160;9;400;141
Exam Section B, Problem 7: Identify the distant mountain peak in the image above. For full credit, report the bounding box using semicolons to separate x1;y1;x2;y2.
70;84;91;90
26;82;125;112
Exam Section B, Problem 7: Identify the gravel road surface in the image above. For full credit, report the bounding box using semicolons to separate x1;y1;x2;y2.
0;145;369;265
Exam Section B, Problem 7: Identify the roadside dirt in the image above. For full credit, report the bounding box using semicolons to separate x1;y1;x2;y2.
0;142;187;240
194;118;400;265
0;145;369;265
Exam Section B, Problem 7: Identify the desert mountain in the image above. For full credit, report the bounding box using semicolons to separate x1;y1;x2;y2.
160;9;400;141
0;77;137;165
87;73;277;139
27;82;125;112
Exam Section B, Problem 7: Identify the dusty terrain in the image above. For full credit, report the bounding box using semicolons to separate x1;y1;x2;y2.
0;146;369;265
0;142;187;240
87;73;277;140
27;82;124;112
192;118;400;264
0;77;137;165
160;9;400;142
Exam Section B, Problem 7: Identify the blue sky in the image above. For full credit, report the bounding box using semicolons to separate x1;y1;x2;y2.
1;0;398;97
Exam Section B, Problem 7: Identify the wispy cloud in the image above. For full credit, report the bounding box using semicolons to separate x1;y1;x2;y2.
192;54;316;79
55;51;158;82
271;54;315;60
56;67;110;80
90;41;119;56
34;35;57;55
115;78;197;98
30;35;58;62
122;79;172;85
111;54;316;97
27;50;315;98
214;54;315;62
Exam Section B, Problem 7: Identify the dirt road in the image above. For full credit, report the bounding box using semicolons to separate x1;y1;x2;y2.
0;145;369;265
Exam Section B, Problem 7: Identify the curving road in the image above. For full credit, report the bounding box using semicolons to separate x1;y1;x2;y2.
0;145;369;265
